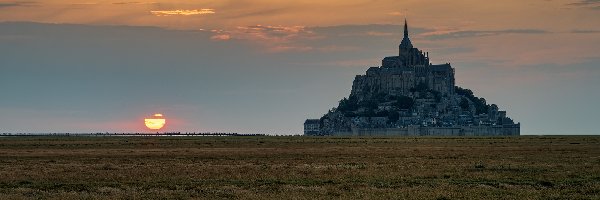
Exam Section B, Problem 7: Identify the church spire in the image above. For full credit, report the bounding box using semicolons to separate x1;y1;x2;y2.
399;18;413;54
404;18;409;38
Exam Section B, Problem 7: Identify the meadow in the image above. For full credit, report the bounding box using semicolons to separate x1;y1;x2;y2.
0;136;598;199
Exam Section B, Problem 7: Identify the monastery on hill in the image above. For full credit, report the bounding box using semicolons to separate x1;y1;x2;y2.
305;20;520;136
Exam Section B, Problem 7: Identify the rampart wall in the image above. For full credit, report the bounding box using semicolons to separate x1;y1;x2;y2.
332;124;520;136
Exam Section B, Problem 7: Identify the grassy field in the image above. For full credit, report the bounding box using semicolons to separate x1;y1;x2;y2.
0;136;598;199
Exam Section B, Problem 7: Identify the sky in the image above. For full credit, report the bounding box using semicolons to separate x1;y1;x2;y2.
0;0;599;134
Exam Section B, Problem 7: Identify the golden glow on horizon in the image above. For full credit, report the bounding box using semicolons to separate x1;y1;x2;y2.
150;9;215;16
0;1;596;33
145;113;166;130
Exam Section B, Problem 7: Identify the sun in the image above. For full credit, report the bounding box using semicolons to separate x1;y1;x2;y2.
144;113;166;130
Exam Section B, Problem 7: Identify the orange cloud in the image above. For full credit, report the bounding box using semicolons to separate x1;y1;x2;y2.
113;2;158;5
209;25;317;50
366;31;393;36
387;11;404;16
211;34;231;41
150;9;215;16
238;25;316;42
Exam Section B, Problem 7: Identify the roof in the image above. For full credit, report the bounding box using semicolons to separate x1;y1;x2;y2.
430;64;452;71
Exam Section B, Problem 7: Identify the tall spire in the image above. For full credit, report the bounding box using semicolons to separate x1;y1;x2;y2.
404;18;409;38
399;18;413;51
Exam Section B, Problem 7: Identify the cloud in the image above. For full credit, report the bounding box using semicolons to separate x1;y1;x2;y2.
267;45;313;53
240;25;311;38
209;24;392;53
310;24;431;38
567;0;600;9
150;9;215;16
0;3;19;8
571;29;600;33
366;31;394;36
568;0;600;6
223;8;289;19
69;3;98;6
237;25;317;52
387;11;405;16
69;2;157;6
112;2;158;5
211;34;231;41
423;29;549;40
213;24;423;53
0;1;36;8
208;25;319;52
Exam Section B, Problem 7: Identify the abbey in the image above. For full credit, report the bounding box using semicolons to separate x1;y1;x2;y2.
352;20;455;101
305;20;520;136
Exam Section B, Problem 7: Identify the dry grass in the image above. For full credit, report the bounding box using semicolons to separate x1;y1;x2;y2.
0;136;598;199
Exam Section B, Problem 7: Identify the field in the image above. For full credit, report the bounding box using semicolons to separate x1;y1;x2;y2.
0;136;598;199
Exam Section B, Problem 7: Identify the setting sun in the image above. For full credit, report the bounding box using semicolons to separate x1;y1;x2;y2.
144;113;166;130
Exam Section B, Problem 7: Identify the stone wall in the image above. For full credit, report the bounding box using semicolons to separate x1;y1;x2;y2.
332;124;520;136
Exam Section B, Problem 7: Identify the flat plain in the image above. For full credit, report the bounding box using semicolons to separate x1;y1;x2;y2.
0;136;598;199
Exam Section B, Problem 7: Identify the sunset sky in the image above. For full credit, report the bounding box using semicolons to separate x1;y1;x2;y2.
1;0;599;134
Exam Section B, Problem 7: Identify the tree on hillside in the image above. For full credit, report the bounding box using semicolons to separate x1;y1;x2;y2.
455;86;490;114
394;95;414;109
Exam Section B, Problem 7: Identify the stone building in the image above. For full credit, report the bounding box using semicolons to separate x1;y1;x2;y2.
351;19;455;101
304;119;320;135
305;19;519;136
